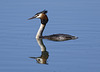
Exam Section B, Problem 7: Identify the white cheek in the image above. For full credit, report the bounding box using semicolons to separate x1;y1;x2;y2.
36;14;42;18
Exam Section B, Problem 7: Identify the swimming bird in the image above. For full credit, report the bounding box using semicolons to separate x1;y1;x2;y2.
30;38;49;64
28;10;78;41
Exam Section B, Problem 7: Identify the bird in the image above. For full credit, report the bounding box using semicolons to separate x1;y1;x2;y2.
30;38;49;64
28;10;78;41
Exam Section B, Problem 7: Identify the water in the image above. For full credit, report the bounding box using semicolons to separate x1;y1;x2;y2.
0;0;100;72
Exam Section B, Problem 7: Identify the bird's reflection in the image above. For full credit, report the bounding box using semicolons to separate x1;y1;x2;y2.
30;37;78;64
30;38;49;64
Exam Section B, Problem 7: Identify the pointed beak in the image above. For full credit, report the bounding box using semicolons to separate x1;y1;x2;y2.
28;16;36;20
29;57;37;59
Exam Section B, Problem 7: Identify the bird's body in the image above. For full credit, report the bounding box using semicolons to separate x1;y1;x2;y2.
41;34;77;41
28;10;78;41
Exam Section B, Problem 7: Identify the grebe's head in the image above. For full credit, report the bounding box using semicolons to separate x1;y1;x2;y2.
28;10;48;24
28;10;48;20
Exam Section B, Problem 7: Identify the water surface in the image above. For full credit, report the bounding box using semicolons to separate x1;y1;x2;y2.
0;0;100;72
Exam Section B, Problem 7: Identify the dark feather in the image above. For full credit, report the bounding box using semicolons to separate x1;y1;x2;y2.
36;10;48;15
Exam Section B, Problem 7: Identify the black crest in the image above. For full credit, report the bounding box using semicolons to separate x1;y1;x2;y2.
36;10;48;15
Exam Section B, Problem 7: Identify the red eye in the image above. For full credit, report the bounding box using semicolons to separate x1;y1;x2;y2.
36;14;39;16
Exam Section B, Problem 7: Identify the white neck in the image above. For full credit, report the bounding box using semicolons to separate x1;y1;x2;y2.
36;38;46;51
36;24;46;38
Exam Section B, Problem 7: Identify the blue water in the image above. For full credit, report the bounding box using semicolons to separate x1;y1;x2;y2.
0;0;100;72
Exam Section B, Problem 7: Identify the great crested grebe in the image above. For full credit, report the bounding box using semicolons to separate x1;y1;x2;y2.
30;38;49;64
28;10;78;41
